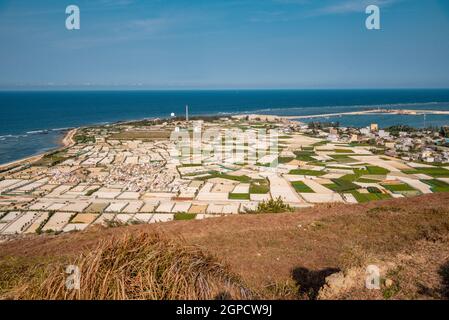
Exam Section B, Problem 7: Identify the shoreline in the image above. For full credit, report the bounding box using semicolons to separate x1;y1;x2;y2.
1;107;448;171
0;128;77;171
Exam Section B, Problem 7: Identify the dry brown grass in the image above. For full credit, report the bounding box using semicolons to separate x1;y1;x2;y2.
1;193;449;300
2;232;254;300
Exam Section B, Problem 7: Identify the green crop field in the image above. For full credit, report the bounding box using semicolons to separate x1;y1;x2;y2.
334;149;354;153
229;193;251;200
294;151;317;162
351;191;392;203
382;183;416;192
403;167;449;178
421;179;449;192
289;169;325;176
326;179;359;192
174;213;197;221
250;179;270;194
366;166;390;175
329;154;355;163
291;181;314;193
200;172;252;183
278;157;295;164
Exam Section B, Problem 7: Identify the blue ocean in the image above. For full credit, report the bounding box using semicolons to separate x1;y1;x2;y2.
1;89;449;165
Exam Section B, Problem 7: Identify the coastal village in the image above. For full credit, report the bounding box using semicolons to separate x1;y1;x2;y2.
1;113;449;238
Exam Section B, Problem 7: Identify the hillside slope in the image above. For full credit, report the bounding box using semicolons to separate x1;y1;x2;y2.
1;193;449;300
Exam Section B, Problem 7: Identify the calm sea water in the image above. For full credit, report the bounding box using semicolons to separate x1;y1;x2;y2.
1;89;449;165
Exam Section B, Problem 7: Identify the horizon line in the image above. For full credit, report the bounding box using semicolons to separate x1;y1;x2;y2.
1;87;449;92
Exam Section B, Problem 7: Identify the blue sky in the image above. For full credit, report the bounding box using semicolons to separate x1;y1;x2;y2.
0;0;448;89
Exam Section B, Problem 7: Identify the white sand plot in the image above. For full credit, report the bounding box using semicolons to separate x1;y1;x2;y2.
46;202;67;211
406;162;435;168
302;179;334;194
63;223;89;232
61;201;91;212
172;202;192;213
197;182;229;201
140;201;158;213
222;203;240;214
322;173;346;179
206;204;223;214
0;211;23;222
124;156;139;165
437;178;449;184
117;192;140;200
342;193;358;204
25;212;50;234
1;211;39;234
155;201;175;213
232;184;250;194
0;179;22;193
46;185;73;197
94;188;122;199
42;212;73;232
414;174;433;180
300;193;344;203
15;178;48;193
149;214;174;223
105;201;129;213
70;185;89;193
28;201;52;210
268;175;304;204
250;193;271;201
131;214;153;223
352;156;400;172
143;192;175;199
71;213;98;224
93;213;116;225
241;202;259;212
196;214;221;219
115;214;135;223
122;201;144;213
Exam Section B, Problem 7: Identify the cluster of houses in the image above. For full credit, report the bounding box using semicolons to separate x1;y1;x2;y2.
300;123;449;164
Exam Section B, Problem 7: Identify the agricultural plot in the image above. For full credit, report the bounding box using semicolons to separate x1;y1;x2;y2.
421;179;449;192
249;179;270;194
382;183;416;193
288;169;325;176
229;193;250;200
42;212;74;232
403;167;449;178
291;181;314;193
351;191;392;203
325;179;359;192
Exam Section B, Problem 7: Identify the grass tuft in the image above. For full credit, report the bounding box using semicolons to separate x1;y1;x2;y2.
3;233;254;300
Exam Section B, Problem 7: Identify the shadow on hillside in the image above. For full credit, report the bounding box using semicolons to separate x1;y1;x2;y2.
439;260;449;299
291;267;340;300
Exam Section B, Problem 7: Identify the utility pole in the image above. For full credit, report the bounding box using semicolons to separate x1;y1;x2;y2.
186;105;189;122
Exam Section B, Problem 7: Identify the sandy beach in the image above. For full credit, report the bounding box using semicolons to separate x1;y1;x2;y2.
0;128;77;171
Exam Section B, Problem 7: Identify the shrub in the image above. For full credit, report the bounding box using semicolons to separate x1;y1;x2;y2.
247;197;293;214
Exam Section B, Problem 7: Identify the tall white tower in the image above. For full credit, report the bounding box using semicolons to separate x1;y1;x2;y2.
186;105;189;122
